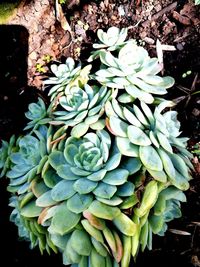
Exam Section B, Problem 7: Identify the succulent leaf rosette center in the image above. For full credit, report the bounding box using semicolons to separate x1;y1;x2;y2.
49;130;131;202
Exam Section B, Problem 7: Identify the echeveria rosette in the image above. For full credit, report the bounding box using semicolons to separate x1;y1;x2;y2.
24;98;51;130
44;57;92;102
92;29;175;104
106;99;193;191
6;126;49;194
88;27;129;62
51;84;113;137
46;129;141;209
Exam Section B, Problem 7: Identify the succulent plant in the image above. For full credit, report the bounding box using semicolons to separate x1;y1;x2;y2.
93;27;128;50
44;57;91;102
50;85;112;137
24;98;51;130
106;98;193;191
90;27;175;104
0;26;193;267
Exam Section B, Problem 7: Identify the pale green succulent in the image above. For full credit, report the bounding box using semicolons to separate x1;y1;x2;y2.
6;126;49;194
106;98;193;191
38;129;140;212
44;57;92;102
91;28;174;104
51;84;112;137
24;98;51;130
94;27;128;50
0;26;193;267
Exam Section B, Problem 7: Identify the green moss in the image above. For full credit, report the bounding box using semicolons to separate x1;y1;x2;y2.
0;1;21;23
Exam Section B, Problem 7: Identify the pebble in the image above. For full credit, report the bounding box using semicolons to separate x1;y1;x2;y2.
176;43;184;51
29;51;37;60
143;37;155;44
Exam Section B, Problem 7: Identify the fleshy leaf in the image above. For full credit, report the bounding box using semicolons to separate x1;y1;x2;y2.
73;179;98;194
139;146;163;171
51;180;76;201
49;202;81;235
21;200;43;218
109;116;128;137
127;125;151;146
116;137;139;157
67;193;93;214
88;200;121;220
71;229;92;256
36;191;57;207
103;169;129;185
93;182;117;199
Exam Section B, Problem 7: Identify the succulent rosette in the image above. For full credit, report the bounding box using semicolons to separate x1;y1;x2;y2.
0;26;194;267
51;84;112;137
90;27;175;104
46;129;139;206
44;57;92;102
106;98;193;191
24;98;51;130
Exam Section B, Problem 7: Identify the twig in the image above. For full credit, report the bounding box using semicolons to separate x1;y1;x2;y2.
127;19;142;30
142;2;177;27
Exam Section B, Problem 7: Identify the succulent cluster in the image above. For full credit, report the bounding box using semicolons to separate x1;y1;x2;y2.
0;27;193;267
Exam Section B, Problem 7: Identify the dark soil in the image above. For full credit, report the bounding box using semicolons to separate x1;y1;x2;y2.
0;0;199;266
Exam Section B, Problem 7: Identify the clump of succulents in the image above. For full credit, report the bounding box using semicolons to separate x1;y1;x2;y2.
0;27;193;267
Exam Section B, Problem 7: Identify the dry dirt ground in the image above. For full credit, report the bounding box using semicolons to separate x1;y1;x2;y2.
0;0;199;266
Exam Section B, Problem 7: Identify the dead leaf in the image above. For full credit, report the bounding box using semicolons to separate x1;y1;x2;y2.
173;11;191;25
67;0;80;9
168;229;191;235
156;39;164;74
161;44;176;51
191;222;200;226
55;0;71;32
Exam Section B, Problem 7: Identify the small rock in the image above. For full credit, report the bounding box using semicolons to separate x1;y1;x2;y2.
192;108;200;117
111;15;117;20
51;25;55;32
52;43;59;51
176;43;184;50
118;5;125;16
140;31;147;39
143;37;154;44
29;51;37;60
154;4;162;12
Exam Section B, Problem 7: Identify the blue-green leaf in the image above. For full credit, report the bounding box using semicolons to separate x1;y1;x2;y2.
103;169;129;185
73;179;98;194
139;146;163;171
36;191;57;207
21;200;43;218
127;125;151;146
51;180;76;201
67;193;93;214
49;202;81;235
117;182;135;197
93;182;117;199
